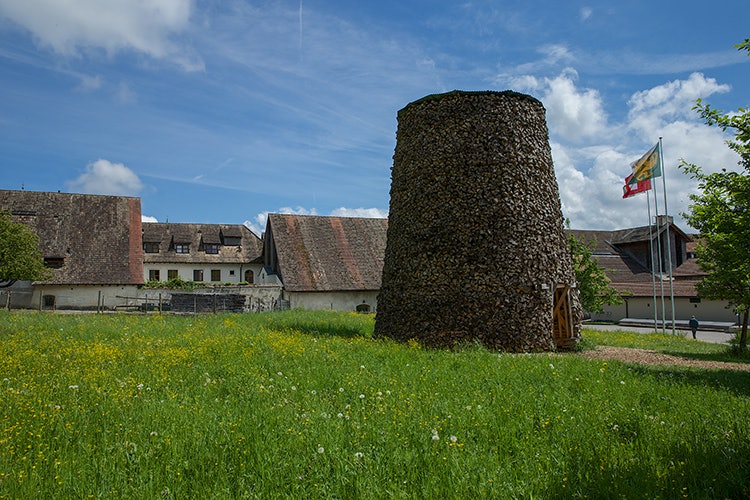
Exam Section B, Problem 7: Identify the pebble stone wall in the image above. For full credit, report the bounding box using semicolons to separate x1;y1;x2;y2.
374;90;582;351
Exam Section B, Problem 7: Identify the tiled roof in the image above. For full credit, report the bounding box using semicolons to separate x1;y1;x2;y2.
142;222;262;264
266;214;388;292
0;190;143;285
570;227;704;298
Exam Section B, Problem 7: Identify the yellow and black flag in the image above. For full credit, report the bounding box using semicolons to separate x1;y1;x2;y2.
627;143;661;185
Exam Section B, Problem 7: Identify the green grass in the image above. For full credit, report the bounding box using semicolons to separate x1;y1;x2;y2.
1;310;749;498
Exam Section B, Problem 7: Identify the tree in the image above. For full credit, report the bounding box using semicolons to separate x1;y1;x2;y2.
680;39;750;350
0;211;52;287
568;230;624;314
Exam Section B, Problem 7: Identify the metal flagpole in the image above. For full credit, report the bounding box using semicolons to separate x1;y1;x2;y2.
659;137;676;335
651;172;666;334
646;193;658;334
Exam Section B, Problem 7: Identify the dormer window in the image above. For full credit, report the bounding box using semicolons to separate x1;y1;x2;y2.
175;243;190;254
144;242;160;253
205;243;219;254
44;257;64;269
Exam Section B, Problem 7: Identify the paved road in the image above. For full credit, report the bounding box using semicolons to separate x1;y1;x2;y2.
583;323;737;346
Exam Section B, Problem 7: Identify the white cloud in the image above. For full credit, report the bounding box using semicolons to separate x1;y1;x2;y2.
580;7;593;21
542;69;608;141
0;0;203;70
75;74;102;93
549;72;740;232
142;215;158;223
330;207;388;219
627;72;731;136
66;159;144;196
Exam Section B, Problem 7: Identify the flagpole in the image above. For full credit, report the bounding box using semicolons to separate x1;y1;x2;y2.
659;137;676;335
651;173;666;334
646;193;658;334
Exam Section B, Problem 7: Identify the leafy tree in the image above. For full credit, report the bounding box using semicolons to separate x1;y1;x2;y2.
680;39;750;349
0;211;51;287
568;230;624;314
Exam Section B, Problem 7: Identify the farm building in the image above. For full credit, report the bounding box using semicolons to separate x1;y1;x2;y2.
0;189;143;310
262;213;388;312
142;222;263;285
570;216;736;325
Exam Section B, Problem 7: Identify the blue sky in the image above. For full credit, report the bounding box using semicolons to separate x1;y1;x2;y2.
0;1;748;234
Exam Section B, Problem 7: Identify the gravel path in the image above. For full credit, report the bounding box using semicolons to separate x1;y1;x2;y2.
578;345;750;372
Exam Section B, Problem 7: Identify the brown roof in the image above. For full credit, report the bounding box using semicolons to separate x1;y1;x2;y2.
142;222;262;264
0;189;143;285
266;214;388;292
570;227;703;298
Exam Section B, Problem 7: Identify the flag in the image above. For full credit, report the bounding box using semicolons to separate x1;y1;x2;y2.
628;143;661;185
622;172;651;198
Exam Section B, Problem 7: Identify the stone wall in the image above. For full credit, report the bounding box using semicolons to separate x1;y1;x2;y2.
374;90;582;351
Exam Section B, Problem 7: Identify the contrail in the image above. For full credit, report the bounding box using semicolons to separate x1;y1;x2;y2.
298;0;303;59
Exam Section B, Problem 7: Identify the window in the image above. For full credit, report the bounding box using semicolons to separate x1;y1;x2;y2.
175;244;190;254
356;303;371;313
244;270;254;283
211;269;221;281
205;244;219;254
44;257;64;269
229;270;235;276
193;269;204;281
143;242;160;253
167;269;178;280
149;269;160;281
223;236;241;246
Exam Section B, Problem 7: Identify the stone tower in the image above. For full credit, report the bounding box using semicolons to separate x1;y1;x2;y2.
374;90;581;351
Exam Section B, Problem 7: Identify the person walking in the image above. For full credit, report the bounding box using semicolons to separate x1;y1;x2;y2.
689;315;699;339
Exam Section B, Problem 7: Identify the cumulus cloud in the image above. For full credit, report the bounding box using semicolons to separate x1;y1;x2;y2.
66;159;144;196
627;72;731;137
330;207;388;219
142;215;158;223
0;0;203;70
542;69;609;141
548;71;739;231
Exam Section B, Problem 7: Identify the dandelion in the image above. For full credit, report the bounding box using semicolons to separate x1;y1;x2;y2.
317;446;324;454
68;385;78;390
549;363;554;370
449;435;457;443
291;386;297;391
339;387;344;393
431;429;440;441
620;380;625;385
359;394;365;399
354;452;364;459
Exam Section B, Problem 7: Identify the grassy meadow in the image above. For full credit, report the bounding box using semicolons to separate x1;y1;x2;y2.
1;310;749;499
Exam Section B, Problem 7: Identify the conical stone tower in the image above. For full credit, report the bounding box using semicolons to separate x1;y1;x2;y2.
374;90;582;351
